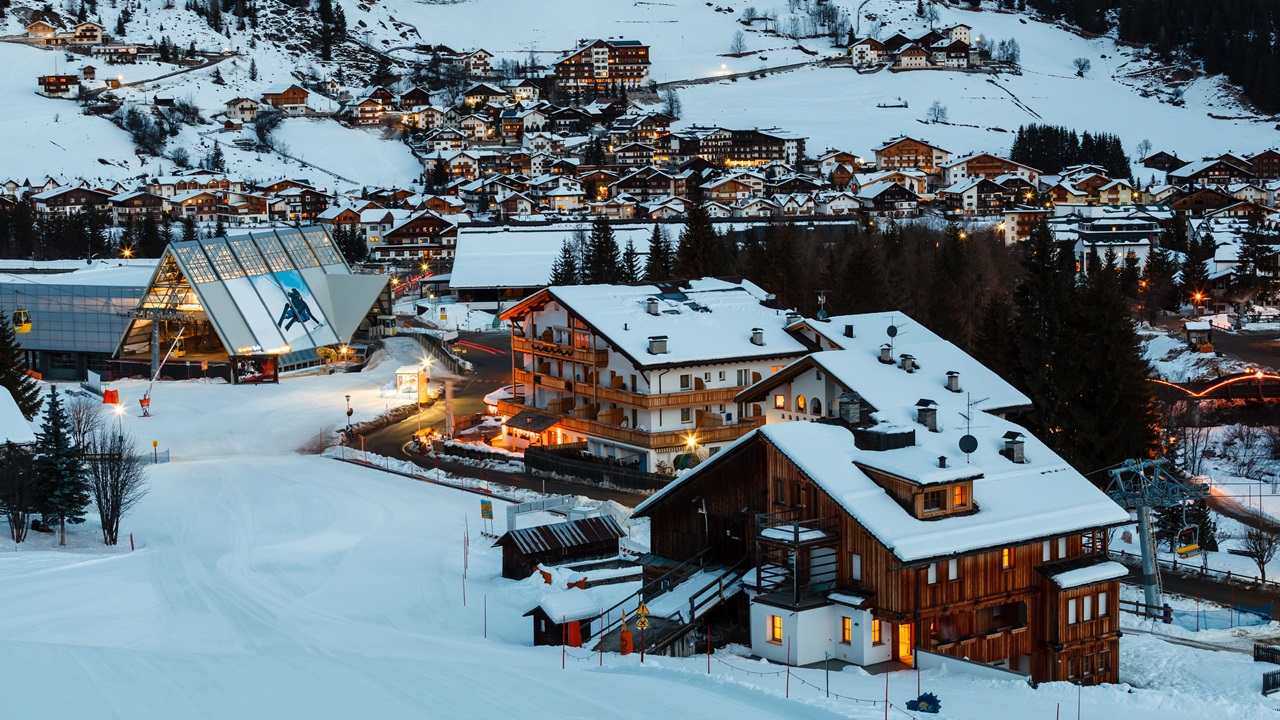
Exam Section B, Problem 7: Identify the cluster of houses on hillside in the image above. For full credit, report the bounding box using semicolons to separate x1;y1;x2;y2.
496;281;1128;685
850;24;982;70
2;172;333;227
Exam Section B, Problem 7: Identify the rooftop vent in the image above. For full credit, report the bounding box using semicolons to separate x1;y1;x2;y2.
646;297;660;316
879;344;893;364
647;335;668;355
750;327;765;346
785;311;802;325
938;455;948;468
843;324;854;339
916;398;938;432
1002;431;1026;464
899;354;917;374
946;371;961;393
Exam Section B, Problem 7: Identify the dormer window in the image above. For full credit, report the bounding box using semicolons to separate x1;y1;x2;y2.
923;490;944;513
953;484;968;507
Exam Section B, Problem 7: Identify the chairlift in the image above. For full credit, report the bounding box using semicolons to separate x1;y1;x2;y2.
171;336;186;358
12;308;31;334
1175;524;1202;559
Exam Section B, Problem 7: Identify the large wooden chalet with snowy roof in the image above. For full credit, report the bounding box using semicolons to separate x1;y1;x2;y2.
631;312;1130;686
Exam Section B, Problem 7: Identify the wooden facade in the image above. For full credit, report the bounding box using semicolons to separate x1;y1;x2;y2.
638;431;1121;684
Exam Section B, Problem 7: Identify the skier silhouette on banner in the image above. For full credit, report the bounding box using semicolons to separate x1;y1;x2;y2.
277;287;319;332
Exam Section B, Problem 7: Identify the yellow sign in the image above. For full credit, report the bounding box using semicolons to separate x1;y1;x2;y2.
480;499;493;520
637;603;650;616
636;617;650;629
152;440;158;448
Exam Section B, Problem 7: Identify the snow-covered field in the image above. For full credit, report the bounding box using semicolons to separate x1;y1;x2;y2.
0;338;1276;717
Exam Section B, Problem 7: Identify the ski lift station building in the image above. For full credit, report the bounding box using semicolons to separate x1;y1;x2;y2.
0;227;390;381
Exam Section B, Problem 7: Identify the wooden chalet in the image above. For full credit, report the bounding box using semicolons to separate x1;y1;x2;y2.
376;211;458;261
524;589;601;647
1140;151;1187;173
632;313;1129;685
493;515;626;580
874;137;951;174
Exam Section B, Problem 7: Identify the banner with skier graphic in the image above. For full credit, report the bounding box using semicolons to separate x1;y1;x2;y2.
250;269;339;349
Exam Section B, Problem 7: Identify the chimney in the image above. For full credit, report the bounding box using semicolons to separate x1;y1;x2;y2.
879;344;893;364
647;335;668;354
900;354;916;373
946;371;961;393
750;327;764;346
916;399;938;432
1003;431;1026;464
785;311;802;326
938;455;948;468
843;324;854;338
838;391;861;426
646;297;660;316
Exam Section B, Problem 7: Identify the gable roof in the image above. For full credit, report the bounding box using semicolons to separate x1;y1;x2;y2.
494;515;625;554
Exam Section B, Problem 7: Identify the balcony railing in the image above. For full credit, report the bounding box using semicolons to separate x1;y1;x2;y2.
512;335;609;367
497;398;764;450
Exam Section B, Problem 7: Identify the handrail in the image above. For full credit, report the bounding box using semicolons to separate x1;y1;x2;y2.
592;544;721;646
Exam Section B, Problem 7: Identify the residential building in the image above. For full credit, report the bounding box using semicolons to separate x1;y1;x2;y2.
874;137;951;174
553;39;651;91
496;279;810;472
633;311;1128;685
260;84;310;115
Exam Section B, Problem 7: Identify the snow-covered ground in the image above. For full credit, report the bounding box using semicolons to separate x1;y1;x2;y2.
0;333;1278;717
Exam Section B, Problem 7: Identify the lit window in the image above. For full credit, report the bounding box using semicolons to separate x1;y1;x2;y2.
768;615;783;645
796;396;806;413
953;484;967;507
871;620;882;645
1001;548;1013;569
840;617;851;644
774;394;786;409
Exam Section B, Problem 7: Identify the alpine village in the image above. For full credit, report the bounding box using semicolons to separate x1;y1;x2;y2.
1;0;1280;718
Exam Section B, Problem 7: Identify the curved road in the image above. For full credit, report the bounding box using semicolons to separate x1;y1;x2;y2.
359;330;647;506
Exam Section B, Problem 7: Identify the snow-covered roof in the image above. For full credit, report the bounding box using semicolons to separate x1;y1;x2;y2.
517;279;809;369
1046;560;1128;589
534;589;600;623
0;387;35;444
1184;321;1212;331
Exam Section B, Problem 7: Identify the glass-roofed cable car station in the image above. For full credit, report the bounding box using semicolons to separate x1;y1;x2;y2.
116;227;391;381
0;227;391;382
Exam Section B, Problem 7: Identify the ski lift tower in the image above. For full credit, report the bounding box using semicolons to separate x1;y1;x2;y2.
1106;459;1210;615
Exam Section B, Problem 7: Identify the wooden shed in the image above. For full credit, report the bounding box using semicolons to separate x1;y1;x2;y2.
523;588;601;647
493;515;626;580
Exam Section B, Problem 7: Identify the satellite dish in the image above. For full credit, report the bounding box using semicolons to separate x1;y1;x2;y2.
959;434;978;454
887;324;898;338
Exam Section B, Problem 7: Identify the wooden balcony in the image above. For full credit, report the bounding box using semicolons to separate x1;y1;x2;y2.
511;335;608;368
591;382;741;410
497;398;765;450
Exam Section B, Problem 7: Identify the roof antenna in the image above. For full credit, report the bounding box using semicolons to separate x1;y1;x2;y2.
957;391;990;463
815;289;829;321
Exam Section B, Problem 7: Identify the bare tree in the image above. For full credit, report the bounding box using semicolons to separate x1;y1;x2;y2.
1242;526;1280;582
67;395;106;449
1136;138;1153;161
85;429;149;546
662;88;682;119
925;100;948;123
730;30;748;56
0;442;38;543
1073;57;1091;76
741;6;758;23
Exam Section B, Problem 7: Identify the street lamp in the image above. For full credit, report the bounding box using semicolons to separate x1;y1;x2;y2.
113;403;125;434
344;394;353;434
122;247;133;266
1193;292;1204;315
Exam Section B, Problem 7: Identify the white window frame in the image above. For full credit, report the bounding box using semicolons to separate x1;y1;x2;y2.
1067;598;1078;625
1098;592;1108;617
948;558;958;581
927;563;937;585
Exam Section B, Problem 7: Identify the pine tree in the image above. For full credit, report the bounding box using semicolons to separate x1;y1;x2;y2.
644;225;672;281
620;238;642;283
0;308;40;419
840;232;890;314
673;195;726;279
1070;251;1160;475
249;58;258;81
1007;220;1080;458
549;239;579;286
34;386;87;546
582;216;620;284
